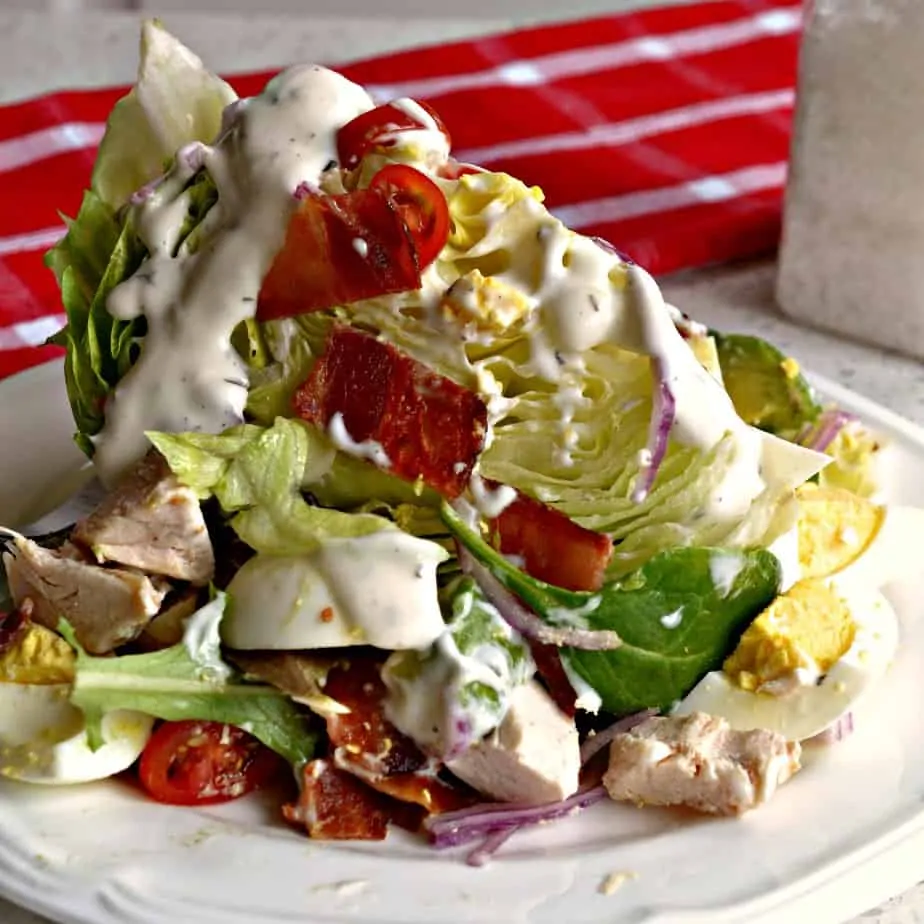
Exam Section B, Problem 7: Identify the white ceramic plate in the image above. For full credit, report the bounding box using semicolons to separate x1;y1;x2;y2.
2;359;924;924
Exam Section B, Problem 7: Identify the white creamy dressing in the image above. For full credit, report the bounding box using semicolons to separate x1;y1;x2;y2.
385;97;451;167
559;655;603;714
659;607;684;630
94;65;375;486
469;470;517;518
222;530;448;651
327;412;391;468
709;551;746;598
182;593;233;682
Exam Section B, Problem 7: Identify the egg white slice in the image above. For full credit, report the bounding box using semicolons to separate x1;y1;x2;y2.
0;682;83;749
0;700;153;785
831;505;924;591
673;579;899;742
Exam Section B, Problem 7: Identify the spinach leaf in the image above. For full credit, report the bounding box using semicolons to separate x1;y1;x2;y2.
441;500;780;715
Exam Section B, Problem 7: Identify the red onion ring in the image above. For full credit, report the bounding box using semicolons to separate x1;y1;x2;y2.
458;548;622;651
579;708;658;764
632;357;676;503
796;409;858;453
425;785;609;850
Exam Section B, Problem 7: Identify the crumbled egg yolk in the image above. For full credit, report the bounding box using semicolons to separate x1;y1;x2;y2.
818;421;882;498
796;483;882;579
780;356;801;379
723;579;856;692
0;624;75;685
441;269;531;332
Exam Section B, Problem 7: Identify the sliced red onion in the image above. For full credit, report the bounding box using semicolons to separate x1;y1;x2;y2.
425;785;609;850
580;709;658;764
293;180;321;201
591;236;634;265
128;173;166;206
219;98;247;137
796;409;858;453
465;827;516;867
807;712;854;745
632;357;676;503
458;548;622;651
176;141;209;174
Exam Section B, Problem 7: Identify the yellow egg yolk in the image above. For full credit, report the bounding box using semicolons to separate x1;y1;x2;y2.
441;269;530;332
723;579;856;692
796;484;883;579
0;624;75;685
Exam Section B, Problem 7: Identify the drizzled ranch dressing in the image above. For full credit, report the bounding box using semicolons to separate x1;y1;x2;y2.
95;66;374;486
462;198;826;518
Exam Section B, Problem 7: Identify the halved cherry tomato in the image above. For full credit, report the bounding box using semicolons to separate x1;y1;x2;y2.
369;164;450;269
138;720;281;806
336;100;451;170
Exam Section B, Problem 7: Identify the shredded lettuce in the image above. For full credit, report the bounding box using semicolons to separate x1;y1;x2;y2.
60;594;316;767
382;576;534;757
149;417;397;554
90;20;236;211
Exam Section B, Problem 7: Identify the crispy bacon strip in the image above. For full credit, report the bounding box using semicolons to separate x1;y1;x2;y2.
322;656;473;815
258;189;421;321
0;601;29;655
283;760;391;840
294;326;488;497
489;487;613;592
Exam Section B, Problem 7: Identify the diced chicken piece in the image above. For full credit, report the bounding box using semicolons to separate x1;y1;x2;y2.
447;680;580;804
3;535;169;655
72;450;214;585
603;712;801;817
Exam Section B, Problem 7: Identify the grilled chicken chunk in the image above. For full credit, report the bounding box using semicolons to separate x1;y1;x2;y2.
3;535;169;655
447;681;580;804
603;712;800;817
72;450;214;586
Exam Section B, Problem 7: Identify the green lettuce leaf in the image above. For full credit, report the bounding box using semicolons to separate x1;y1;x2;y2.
382;576;534;756
441;499;780;715
149;417;396;554
46;20;236;454
60;593;316;767
91;19;236;211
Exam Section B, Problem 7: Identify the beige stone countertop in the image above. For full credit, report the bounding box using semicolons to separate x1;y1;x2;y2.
0;5;922;924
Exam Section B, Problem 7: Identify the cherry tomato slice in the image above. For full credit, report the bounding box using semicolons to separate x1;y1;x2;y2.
138;720;281;806
368;164;450;269
336;101;450;170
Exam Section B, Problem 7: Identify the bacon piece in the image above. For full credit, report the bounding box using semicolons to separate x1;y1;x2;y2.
489;488;613;592
294;326;487;497
528;641;578;718
283;760;391;840
322;655;474;815
258;189;420;321
0;600;30;655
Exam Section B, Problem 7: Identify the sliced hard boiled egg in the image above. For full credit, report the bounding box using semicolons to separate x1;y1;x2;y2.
796;484;924;589
222;531;448;651
0;619;152;784
0;708;154;785
673;577;899;741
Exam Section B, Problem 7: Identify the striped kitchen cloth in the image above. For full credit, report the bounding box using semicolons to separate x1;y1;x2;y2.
0;0;802;380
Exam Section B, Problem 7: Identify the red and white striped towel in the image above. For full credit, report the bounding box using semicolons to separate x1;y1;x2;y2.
0;0;802;381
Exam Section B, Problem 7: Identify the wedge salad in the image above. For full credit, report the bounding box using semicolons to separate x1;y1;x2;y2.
1;21;921;864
